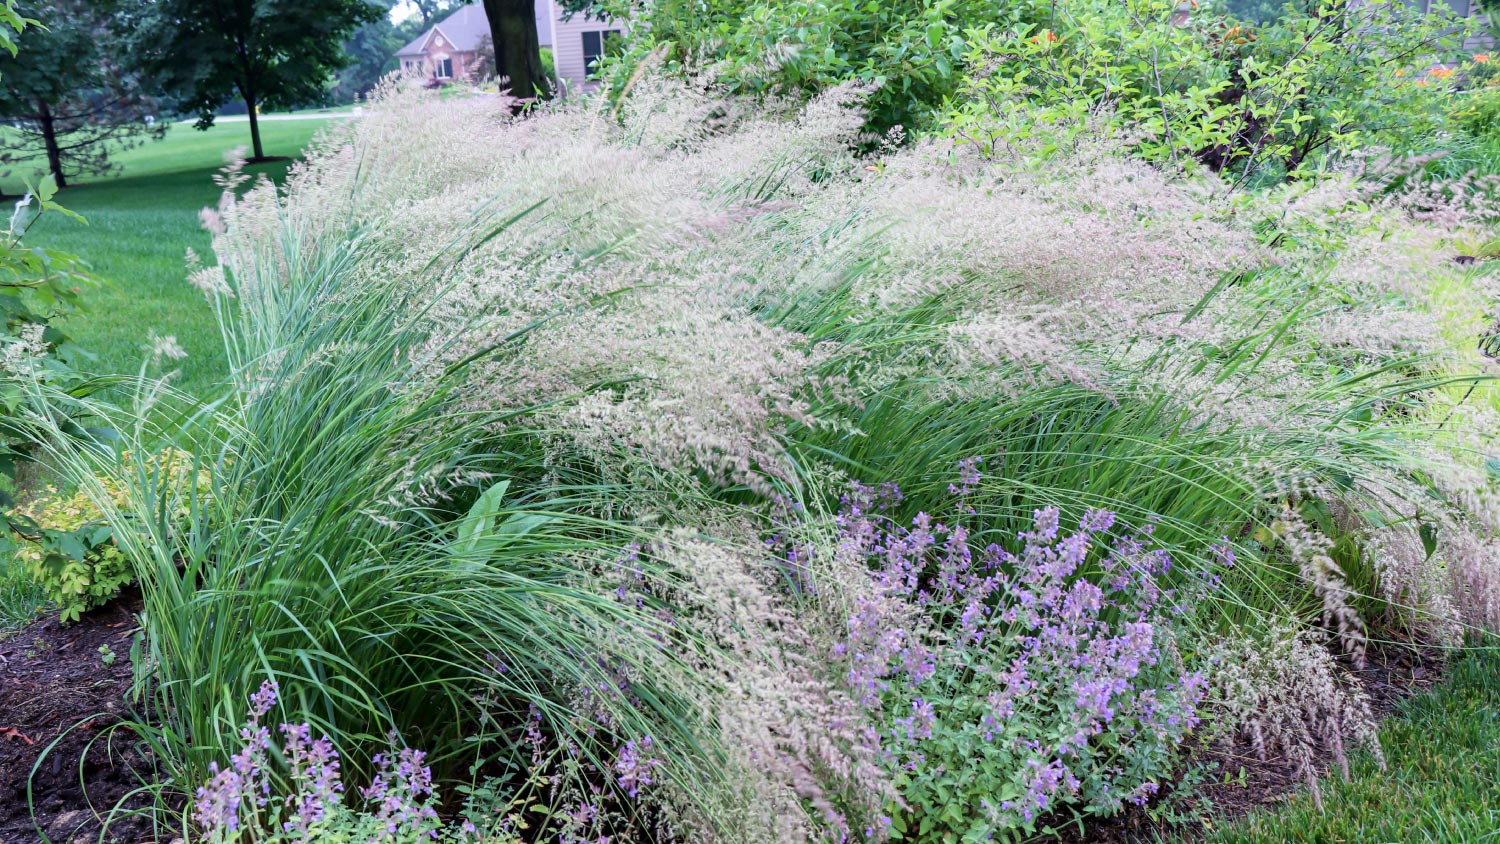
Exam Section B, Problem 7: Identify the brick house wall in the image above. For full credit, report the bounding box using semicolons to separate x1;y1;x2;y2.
397;0;626;92
398;28;475;82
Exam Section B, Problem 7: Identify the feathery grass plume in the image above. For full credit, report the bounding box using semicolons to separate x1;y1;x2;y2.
1203;623;1382;810
645;532;896;843
1268;504;1367;668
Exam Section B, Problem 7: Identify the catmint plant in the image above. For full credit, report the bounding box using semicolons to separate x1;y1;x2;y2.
614;735;664;799
193;682;459;844
195;682;672;844
827;463;1216;842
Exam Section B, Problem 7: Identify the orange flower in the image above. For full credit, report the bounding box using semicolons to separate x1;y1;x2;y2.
1475;54;1490;63
1394;68;1405;77
1417;79;1429;87
1428;66;1454;79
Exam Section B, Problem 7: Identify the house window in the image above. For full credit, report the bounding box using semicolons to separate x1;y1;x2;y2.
435;57;453;78
582;30;622;78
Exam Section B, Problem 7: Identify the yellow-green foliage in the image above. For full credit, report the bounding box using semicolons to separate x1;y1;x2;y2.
18;448;208;622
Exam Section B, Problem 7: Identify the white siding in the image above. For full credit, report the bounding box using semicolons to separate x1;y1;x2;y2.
535;0;554;48
548;0;626;93
1465;14;1494;52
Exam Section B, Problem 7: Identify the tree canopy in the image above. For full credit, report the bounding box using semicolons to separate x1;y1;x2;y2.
333;1;404;102
134;0;380;160
0;0;166;189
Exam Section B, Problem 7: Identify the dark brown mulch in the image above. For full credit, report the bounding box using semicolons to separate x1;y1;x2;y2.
0;589;164;844
1045;643;1444;844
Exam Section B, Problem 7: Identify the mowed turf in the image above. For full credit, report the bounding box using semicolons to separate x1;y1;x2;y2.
5;118;339;398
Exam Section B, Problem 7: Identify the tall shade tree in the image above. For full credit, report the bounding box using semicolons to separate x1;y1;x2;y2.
333;1;403;102
135;0;380;161
0;0;166;189
407;0;464;25
479;0;550;98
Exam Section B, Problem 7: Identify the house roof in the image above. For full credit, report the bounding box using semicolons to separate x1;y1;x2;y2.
395;4;493;57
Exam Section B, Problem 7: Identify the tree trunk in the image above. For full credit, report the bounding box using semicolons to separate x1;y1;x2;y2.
37;100;67;189
242;86;266;161
481;0;550;100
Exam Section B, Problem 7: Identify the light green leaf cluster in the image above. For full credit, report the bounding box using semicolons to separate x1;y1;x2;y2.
945;0;1469;180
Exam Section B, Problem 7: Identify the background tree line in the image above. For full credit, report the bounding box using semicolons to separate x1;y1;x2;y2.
0;0;567;188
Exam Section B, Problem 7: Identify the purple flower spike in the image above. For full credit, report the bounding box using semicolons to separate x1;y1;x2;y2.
1080;509;1116;534
249;680;279;720
615;735;664;799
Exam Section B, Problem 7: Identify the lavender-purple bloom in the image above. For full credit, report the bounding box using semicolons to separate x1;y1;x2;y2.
614;735;664;799
827;479;1215;840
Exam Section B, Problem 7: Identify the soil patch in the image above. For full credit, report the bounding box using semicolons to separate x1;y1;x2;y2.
0;589;163;844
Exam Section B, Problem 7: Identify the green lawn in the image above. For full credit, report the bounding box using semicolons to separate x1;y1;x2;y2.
6;118;339;399
1179;649;1500;844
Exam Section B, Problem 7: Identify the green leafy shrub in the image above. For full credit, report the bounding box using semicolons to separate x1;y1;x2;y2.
20;518;128;623
946;0;1465;179
0;175;98;474
595;0;984;134
14;448;208;622
602;0;1466;176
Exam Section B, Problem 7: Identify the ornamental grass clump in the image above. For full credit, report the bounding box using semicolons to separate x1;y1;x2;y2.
15;72;1500;844
15;190;738;842
181;78;1500;839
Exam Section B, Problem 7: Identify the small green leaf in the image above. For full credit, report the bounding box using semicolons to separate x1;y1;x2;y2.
455;480;509;555
1419;522;1439;560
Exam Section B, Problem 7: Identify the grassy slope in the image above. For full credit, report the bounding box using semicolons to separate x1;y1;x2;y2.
6;119;335;399
1179;650;1500;844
